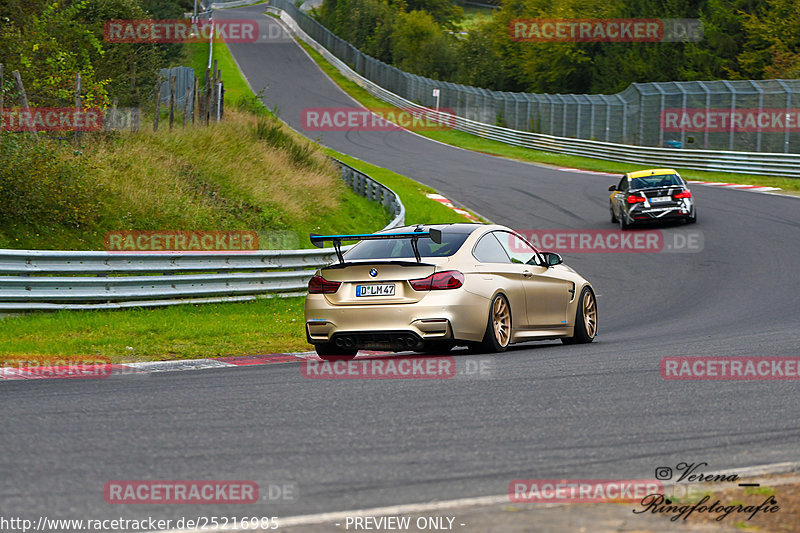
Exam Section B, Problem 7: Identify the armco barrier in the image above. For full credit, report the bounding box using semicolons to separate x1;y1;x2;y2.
0;159;404;311
267;1;800;177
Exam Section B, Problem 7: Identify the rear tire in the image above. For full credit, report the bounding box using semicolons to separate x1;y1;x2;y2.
688;210;697;224
474;294;512;353
619;211;629;230
561;287;597;345
315;343;357;361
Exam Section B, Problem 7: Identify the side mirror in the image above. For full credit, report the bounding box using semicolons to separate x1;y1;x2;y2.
608;185;616;191
543;252;563;267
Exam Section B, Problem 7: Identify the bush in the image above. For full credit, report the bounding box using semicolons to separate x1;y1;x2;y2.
0;135;103;230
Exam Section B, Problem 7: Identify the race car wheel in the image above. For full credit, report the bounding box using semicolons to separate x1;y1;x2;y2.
474;294;511;353
315;342;357;361
688;210;697;224
562;287;597;344
618;211;629;230
610;205;618;223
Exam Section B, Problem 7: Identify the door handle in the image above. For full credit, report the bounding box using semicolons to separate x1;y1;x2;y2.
522;270;533;278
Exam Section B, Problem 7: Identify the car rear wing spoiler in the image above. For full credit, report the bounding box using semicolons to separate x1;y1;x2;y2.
309;229;442;263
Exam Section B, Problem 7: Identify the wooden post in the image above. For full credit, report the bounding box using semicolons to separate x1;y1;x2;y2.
204;68;211;126
131;63;139;133
107;97;118;131
74;72;82;146
168;75;176;131
192;76;198;125
12;70;37;143
154;76;162;132
183;85;192;129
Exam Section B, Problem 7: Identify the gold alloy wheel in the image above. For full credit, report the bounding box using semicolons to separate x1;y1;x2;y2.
583;290;597;338
492;296;511;347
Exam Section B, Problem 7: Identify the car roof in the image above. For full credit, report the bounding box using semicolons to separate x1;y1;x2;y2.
626;168;679;179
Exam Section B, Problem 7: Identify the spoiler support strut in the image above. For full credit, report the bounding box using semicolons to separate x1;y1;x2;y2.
310;229;442;264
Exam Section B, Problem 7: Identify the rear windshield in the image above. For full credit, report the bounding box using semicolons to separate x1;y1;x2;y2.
344;233;470;260
630;174;683;189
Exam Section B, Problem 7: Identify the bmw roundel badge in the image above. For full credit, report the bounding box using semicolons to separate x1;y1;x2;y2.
369;268;378;277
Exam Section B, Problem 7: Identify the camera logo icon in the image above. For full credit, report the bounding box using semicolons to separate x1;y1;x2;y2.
655;467;673;480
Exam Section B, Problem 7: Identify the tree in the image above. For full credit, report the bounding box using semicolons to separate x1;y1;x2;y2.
737;0;800;79
391;10;458;79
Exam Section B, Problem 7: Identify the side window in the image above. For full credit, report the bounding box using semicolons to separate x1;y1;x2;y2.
618;177;628;191
494;231;541;265
472;233;511;263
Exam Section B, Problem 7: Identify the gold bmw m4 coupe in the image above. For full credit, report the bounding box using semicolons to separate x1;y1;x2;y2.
304;224;597;359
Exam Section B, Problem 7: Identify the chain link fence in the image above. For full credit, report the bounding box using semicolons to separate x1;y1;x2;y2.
270;0;800;154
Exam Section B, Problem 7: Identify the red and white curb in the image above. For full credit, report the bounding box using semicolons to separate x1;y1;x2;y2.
685;180;781;193
0;351;396;380
426;193;479;221
555;166;783;194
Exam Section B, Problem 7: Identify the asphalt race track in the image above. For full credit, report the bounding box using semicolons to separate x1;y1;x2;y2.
2;5;799;527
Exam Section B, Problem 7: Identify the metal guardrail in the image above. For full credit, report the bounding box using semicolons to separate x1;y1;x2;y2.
0;159;404;311
210;0;263;9
269;2;800;177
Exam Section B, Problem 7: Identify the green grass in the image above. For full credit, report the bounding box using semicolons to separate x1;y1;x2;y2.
327;150;487;224
744;486;776;497
455;5;497;31
184;37;252;106
296;38;800;193
0;297;309;363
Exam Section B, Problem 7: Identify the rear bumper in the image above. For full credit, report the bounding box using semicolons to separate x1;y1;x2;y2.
629;204;694;222
304;289;489;347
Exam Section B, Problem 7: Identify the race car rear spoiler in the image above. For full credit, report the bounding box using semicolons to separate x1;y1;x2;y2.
310;229;442;263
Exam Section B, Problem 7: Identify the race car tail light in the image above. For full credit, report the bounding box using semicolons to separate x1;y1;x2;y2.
674;190;692;199
626;194;646;204
409;270;464;291
308;275;341;294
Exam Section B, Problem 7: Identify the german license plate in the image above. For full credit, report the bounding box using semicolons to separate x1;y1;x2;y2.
650;197;671;203
356;284;395;297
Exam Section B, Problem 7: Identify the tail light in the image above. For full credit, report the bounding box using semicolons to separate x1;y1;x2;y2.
308;275;341;294
410;270;464;291
627;194;646;204
674;190;692;199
